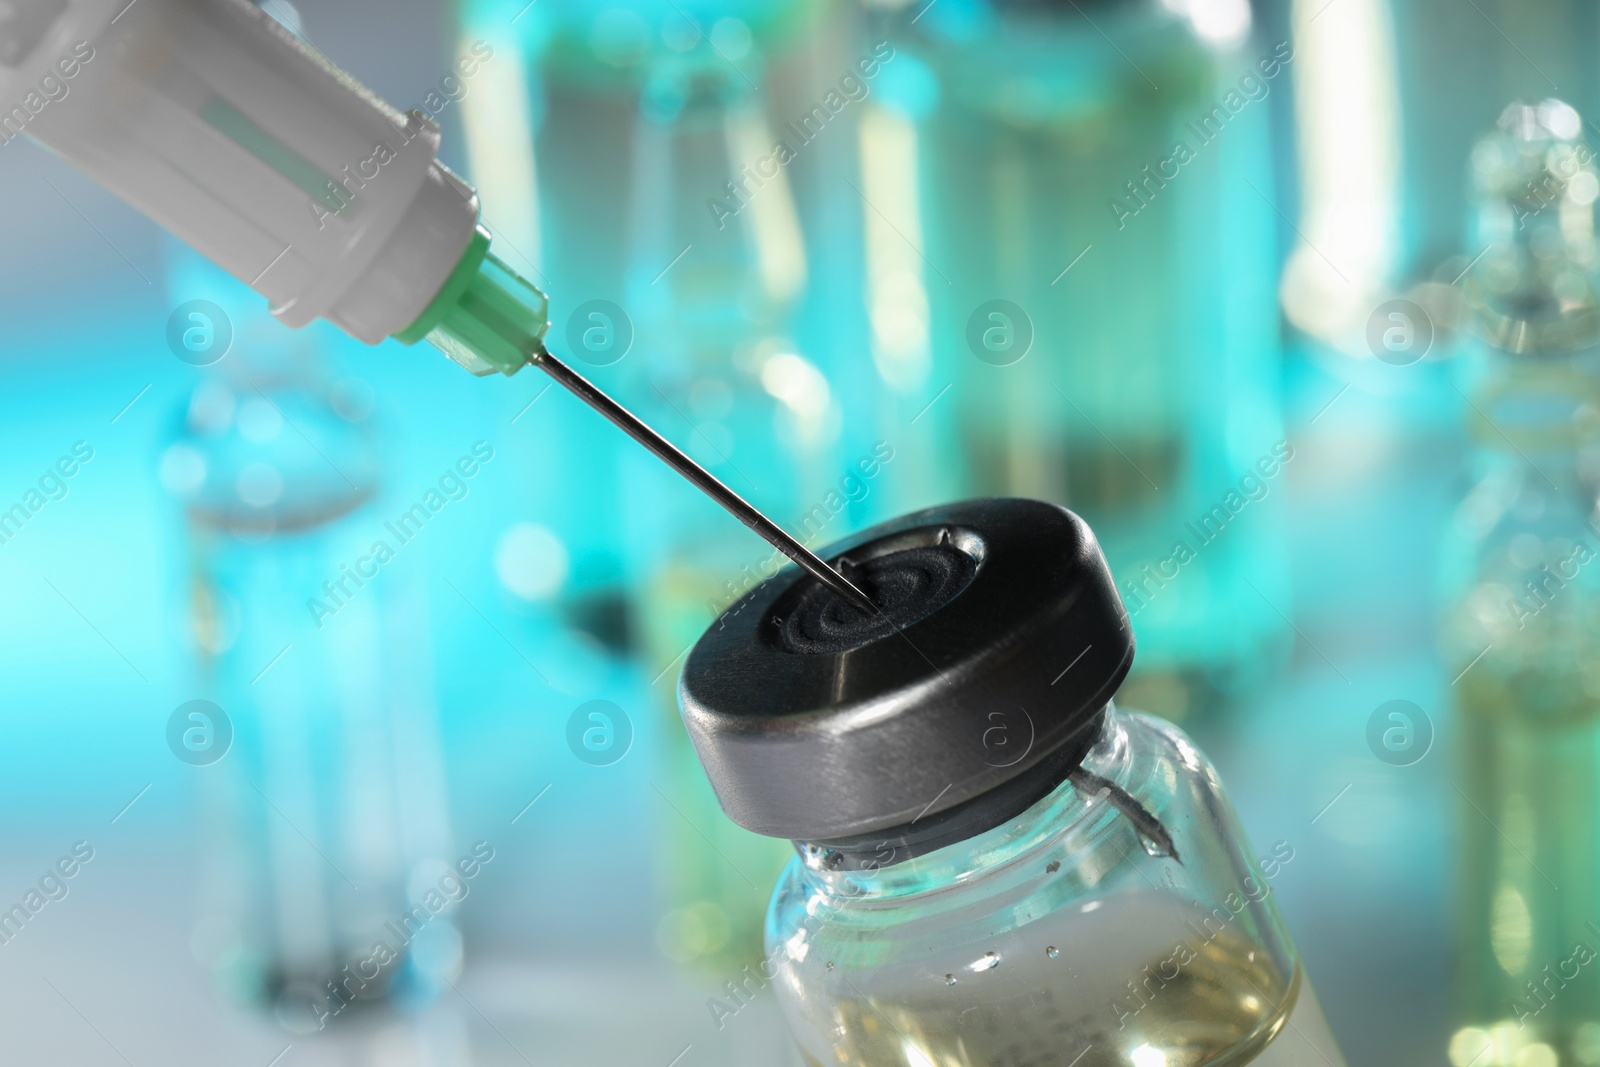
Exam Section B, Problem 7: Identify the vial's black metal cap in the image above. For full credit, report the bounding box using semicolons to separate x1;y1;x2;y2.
677;498;1134;842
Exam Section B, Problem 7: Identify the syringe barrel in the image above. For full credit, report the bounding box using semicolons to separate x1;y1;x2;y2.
0;0;480;343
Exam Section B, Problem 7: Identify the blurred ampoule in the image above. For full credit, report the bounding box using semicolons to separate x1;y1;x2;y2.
163;242;462;1035
1441;100;1600;1067
869;0;1291;721
624;23;841;973
482;0;843;973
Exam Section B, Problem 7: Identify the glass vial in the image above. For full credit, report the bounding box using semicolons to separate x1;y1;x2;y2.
1442;100;1600;1067
163;245;461;1031
629;29;825;971
873;0;1290;721
679;498;1347;1066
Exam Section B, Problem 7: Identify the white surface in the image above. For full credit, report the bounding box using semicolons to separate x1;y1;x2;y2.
0;836;804;1066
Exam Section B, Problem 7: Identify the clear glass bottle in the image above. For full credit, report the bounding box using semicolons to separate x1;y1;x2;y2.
874;0;1291;722
679;498;1346;1067
162;241;462;1032
769;705;1341;1067
625;33;844;971
1441;100;1600;1067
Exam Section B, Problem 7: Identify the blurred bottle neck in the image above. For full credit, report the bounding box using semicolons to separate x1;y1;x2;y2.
1462;345;1600;497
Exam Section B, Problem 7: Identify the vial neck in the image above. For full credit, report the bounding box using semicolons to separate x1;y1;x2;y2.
794;703;1134;901
1464;346;1600;498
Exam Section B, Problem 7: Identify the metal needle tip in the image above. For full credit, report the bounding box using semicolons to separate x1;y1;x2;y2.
529;346;880;616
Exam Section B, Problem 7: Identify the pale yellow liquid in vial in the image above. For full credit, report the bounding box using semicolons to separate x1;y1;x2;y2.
1446;658;1600;1067
785;891;1345;1067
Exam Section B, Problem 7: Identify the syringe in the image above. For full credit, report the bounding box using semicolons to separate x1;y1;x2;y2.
0;0;876;614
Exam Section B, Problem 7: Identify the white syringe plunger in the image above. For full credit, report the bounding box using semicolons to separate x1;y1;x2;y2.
4;0;496;349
